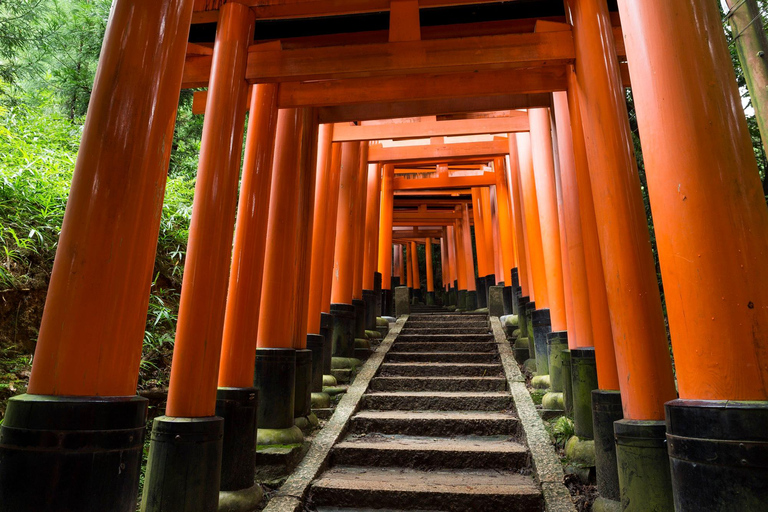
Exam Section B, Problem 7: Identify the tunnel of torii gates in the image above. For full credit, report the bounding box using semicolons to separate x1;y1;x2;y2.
1;0;768;511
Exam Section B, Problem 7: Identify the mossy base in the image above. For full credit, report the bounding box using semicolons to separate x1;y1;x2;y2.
565;435;596;467
365;329;382;339
376;317;388;326
311;392;330;408
323;386;347;396
523;358;537;373
331;357;361;369
512;328;521;338
592;497;621;512
542;392;564;410
218;484;263;512
502;314;519;328
322;374;337;386
256;426;304;447
532;375;551;389
354;338;371;349
294;413;319;431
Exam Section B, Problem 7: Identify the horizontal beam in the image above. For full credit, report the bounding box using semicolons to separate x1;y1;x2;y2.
332;115;529;142
393;211;461;221
393;172;497;190
318;94;551;123
182;30;573;87
279;67;567;108
371;139;508;163
394;198;472;207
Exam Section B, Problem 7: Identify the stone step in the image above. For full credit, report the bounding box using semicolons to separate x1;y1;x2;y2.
370;376;507;392
331;434;530;470
385;351;499;363
396;334;494;343
401;327;491;335
361;391;513;411
309;466;542;512
349;410;520;436
405;320;489;327
379;362;503;377
390;342;498;353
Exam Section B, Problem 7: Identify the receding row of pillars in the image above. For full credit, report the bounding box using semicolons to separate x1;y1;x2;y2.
2;0;768;511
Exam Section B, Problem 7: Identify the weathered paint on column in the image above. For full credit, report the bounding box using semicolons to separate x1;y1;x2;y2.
479;187;497;281
398;243;406;285
218;84;279;388
471;188;490;279
566;68;620;390
165;2;254;417
307;124;335;335
529;108;567;332
378;165;395;289
516;132;549;308
410;241;421;291
567;0;676;419
618;0;768;400
406;243;414;289
489;186;505;284
551;91;593;350
459;205;477;292
28;0;194;397
507;137;531;298
331;142;362;305
493;157;517;284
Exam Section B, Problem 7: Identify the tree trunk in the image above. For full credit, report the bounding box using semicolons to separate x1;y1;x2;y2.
725;0;768;159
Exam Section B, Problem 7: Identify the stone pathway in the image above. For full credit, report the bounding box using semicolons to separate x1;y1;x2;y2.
306;312;546;512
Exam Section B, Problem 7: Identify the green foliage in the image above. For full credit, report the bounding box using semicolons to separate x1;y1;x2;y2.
550;416;575;448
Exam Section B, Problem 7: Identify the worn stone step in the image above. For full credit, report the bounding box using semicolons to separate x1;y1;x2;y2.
361;391;513;411
370;376;507;392
401;327;491;335
316;508;442;512
349;410;520;436
379;362;502;377
331;434;530;470
406;320;489;327
390;342;497;353
309;466;542;512
385;351;499;363
396;334;494;343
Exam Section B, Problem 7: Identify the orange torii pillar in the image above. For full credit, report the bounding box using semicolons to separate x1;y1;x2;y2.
363;162;382;332
489;186;505;287
318;143;343;387
556;81;623;505
507;136;531;308
451;220;468;309
392;243;402;286
568;0;678;506
440;235;448;298
619;1;768;508
445;226;458;306
459;204;479;310
406;242;414;292
330;142;363;374
251;108;316;452
216;84;278;505
351;144;370;347
530;108;569;410
425;237;436;305
0;2;193;511
305;124;335;409
471;187;491;308
378;164;395;316
493;157;517;308
479;187;498;292
141;4;254;510
516;131;553;381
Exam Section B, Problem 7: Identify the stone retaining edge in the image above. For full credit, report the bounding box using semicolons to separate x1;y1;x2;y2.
491;316;576;512
262;315;408;512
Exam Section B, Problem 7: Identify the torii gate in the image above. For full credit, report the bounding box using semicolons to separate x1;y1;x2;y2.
2;2;767;512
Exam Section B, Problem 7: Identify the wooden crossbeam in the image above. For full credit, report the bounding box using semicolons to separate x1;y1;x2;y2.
370;139;508;163
394;211;461;221
394;198;472;207
332;115;529;141
181;31;573;87
393;172;497;190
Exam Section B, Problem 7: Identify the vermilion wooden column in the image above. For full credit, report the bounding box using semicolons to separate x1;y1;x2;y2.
529;108;567;332
307;124;335;336
398;244;406;285
507;136;531;298
352;143;370;302
452;221;466;291
406;244;414;289
378;165;395;293
410;241;421;293
331;142;362;305
166;2;254;419
479;187;497;281
493;157;517;286
320;144;343;315
459;204;477;293
567;0;676;421
618;1;768;508
516;132;549;307
440;235;448;292
364;164;382;291
4;1;194;510
471;188;490;280
489;187;505;284
566;68;619;389
551;92;593;351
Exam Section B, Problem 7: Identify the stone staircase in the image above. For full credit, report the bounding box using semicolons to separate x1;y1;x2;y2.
306;313;545;512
